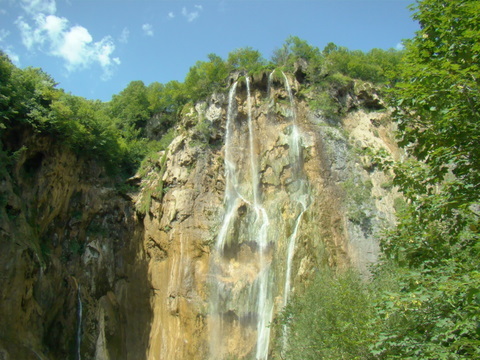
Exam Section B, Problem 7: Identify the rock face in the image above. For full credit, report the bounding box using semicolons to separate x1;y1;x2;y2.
0;73;399;359
0;133;152;359
138;73;400;359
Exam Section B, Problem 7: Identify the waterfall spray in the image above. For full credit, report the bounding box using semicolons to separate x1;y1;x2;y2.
209;73;311;359
209;82;239;358
279;72;312;353
246;77;274;360
76;283;82;360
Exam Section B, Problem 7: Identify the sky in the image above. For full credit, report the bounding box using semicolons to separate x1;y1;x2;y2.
0;0;419;102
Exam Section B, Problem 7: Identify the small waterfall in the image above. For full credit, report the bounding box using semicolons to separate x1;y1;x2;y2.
247;77;273;360
215;81;242;253
76;284;82;360
282;71;297;123
210;73;310;359
246;77;261;207
280;72;311;352
282;199;307;309
267;70;275;106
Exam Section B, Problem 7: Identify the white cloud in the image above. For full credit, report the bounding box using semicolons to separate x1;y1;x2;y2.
0;29;20;64
16;16;46;50
20;0;56;16
5;48;20;65
168;12;175;19
43;14;68;41
182;5;203;22
0;29;10;42
142;23;154;37
119;27;129;44
54;25;92;70
15;2;120;79
396;42;405;50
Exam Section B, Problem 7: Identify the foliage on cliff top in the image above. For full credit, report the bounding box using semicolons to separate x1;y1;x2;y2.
0;53;175;178
277;1;480;359
1;35;403;181
0;53;130;175
272;35;403;85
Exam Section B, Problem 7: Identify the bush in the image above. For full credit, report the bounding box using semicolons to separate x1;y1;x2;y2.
274;268;376;360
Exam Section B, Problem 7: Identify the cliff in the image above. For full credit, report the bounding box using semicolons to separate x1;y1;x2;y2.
134;72;400;359
0;72;399;359
0;130;151;359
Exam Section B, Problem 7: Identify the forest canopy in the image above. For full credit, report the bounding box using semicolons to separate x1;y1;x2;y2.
1;1;478;357
0;35;402;179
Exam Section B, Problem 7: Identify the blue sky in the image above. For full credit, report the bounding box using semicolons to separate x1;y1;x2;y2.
0;0;419;102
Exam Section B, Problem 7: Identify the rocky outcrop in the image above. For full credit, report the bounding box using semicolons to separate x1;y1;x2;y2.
137;74;400;359
0;132;152;359
0;73;399;360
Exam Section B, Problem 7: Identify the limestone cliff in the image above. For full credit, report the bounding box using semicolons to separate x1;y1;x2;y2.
136;73;400;359
0;131;151;359
0;73;399;360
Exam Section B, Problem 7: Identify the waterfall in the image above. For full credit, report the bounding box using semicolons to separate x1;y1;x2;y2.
209;82;239;358
76;284;82;360
280;72;311;353
247;77;273;360
210;73;310;359
282;71;297;123
267;70;275;107
215;81;242;253
210;77;274;360
282;201;307;308
246;77;258;206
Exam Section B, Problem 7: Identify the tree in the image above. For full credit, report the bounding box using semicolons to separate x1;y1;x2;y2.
275;269;375;360
271;36;323;83
321;43;403;84
373;1;480;357
227;47;267;73
184;53;229;101
386;0;480;264
109;80;150;135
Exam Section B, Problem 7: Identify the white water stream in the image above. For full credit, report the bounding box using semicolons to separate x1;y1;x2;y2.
76;284;82;360
280;72;312;353
210;73;310;359
281;71;311;305
246;77;274;360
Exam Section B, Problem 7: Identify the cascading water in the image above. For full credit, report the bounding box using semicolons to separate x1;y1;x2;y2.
281;71;311;304
209;72;311;359
76;283;82;360
209;77;273;360
280;72;312;353
209;82;239;358
246;77;274;360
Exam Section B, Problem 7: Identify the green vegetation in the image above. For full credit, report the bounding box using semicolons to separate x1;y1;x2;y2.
1;52;132;176
276;1;480;359
341;177;374;226
272;35;403;85
372;0;480;357
136;149;169;215
275;268;375;360
4;4;478;357
1;36;401;181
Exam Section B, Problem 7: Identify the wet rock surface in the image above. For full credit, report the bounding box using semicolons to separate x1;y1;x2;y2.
0;75;398;359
